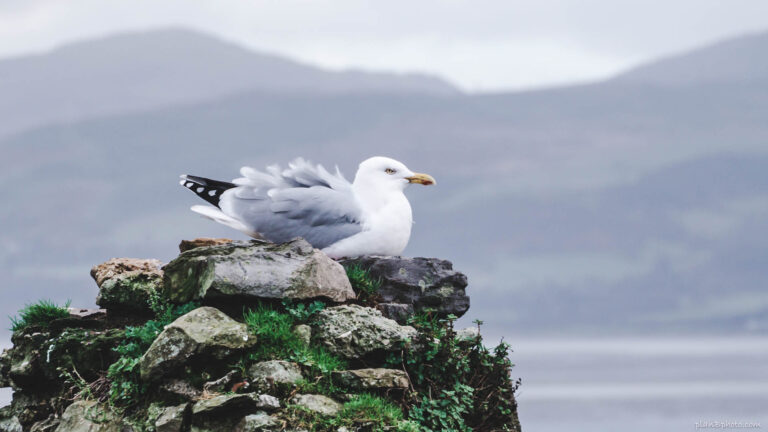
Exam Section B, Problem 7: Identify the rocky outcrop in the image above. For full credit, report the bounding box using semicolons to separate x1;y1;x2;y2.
311;305;417;359
140;307;256;382
1;238;520;432
331;368;409;390
91;258;164;314
163;239;355;304
341;256;470;323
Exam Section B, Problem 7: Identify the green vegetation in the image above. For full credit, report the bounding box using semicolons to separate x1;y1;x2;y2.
281;394;409;431
344;264;381;303
243;303;345;375
283;299;326;322
106;296;199;408
9;299;71;331
388;312;520;432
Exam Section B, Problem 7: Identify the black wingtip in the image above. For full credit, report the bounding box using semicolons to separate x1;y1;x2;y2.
180;174;236;208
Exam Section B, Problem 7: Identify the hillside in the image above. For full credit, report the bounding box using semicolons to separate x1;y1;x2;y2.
0;28;457;138
612;30;768;86
2;29;768;347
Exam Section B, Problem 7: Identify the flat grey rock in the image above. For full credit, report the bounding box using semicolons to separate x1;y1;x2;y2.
312;305;417;359
163;239;355;303
289;394;342;416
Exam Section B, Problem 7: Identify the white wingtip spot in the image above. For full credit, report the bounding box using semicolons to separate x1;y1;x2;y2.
179;180;186;186
186;182;194;188
208;190;217;196
196;187;204;193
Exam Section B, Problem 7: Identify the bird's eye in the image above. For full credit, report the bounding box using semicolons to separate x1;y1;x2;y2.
385;168;396;175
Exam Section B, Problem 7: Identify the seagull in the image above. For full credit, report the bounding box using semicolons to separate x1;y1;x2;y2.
180;156;435;258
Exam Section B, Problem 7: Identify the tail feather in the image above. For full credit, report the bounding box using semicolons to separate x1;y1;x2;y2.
190;205;261;238
180;174;236;208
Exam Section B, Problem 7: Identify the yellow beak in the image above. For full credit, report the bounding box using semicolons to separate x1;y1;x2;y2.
406;173;436;186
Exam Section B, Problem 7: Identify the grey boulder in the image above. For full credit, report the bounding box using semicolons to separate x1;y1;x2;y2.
163;239;355;303
54;401;121;432
192;394;279;417
312;305;417;359
154;403;190;432
140;307;255;382
249;360;303;391
234;412;279;432
331;368;409;390
290;394;342;416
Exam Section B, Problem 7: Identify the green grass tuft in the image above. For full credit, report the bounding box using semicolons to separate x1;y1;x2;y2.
9;299;71;331
243;304;345;374
281;394;406;431
337;393;404;425
344;264;381;303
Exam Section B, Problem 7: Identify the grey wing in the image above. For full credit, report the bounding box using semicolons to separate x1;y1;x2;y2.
218;158;363;249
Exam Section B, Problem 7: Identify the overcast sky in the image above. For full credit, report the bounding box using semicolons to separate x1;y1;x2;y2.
1;0;768;91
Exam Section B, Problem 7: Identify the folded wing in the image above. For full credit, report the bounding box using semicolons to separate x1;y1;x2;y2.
215;158;363;249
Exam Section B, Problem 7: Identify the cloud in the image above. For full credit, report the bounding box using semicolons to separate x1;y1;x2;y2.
1;0;768;90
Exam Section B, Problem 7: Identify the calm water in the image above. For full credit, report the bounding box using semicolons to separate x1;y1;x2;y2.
509;337;768;432
2;337;767;431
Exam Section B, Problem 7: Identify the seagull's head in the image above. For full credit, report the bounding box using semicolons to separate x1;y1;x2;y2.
354;156;436;192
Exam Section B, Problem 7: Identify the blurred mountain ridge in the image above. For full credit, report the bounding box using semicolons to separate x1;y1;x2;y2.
0;27;458;139
2;28;768;344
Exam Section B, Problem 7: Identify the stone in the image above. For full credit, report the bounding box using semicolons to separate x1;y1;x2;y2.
140;307;255;382
43;308;107;333
312;305;417;359
252;394;280;411
340;257;470;322
4;392;51;428
8;353;34;388
154;403;190;432
163;239;355;304
91;258;164;314
30;416;59;432
158;379;202;403
234;412;279;432
331;368;409;390
0;411;22;432
293;325;312;346
289;394;342;416
179;238;235;253
203;370;243;394
0;349;10;388
249;360;303;391
455;327;480;346
375;303;414;324
54;401;121;432
192;394;279;418
41;329;125;383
